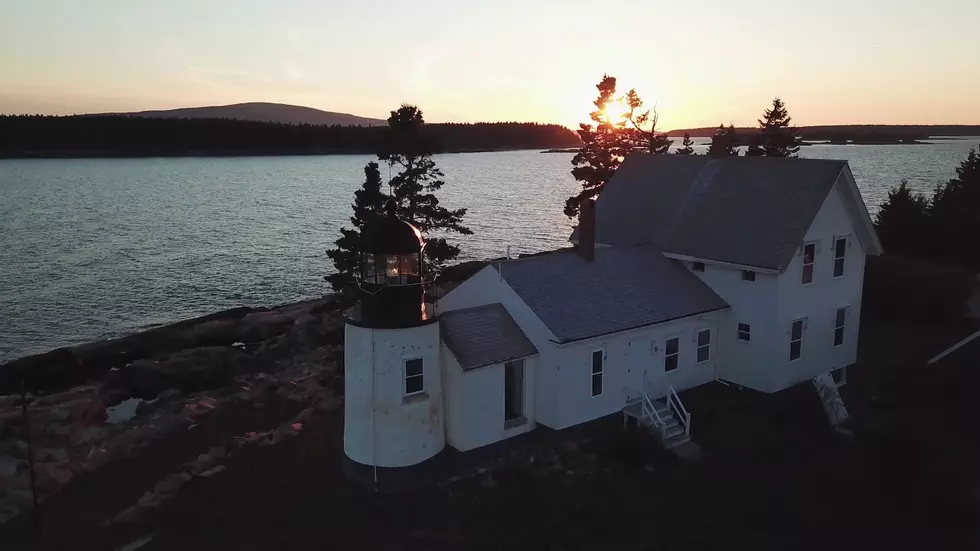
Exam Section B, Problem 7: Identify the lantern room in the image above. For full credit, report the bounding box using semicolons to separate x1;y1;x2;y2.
353;202;428;328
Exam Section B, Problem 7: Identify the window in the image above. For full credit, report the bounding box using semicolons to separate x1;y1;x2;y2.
834;307;846;346
742;270;756;282
737;322;751;342
591;350;603;396
789;319;805;361
833;238;847;277
504;360;524;422
691;261;705;272
664;337;679;372
801;243;816;285
404;358;424;395
696;329;711;363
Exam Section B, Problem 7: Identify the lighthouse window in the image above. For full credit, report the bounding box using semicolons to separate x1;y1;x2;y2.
386;255;401;282
404;358;424;395
401;254;420;276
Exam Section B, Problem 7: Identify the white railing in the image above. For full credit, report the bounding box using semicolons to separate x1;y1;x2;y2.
666;386;691;436
640;392;666;440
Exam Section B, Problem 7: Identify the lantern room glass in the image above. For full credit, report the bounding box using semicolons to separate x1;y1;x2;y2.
360;252;421;284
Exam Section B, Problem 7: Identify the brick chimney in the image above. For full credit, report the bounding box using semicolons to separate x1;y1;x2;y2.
578;198;595;262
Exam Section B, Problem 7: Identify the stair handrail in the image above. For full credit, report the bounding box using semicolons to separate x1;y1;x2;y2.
640;392;666;440
666;386;692;436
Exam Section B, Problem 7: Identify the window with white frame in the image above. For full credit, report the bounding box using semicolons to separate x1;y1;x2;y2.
737;322;751;342
833;238;847;277
404;358;424;395
664;337;679;372
504;359;524;422
834;307;847;346
696;329;711;363
801;243;816;285
591;350;603;396
742;270;756;281
789;319;805;361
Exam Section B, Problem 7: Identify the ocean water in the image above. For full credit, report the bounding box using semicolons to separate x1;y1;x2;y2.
1;138;977;362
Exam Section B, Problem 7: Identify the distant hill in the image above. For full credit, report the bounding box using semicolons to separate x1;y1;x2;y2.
103;102;386;127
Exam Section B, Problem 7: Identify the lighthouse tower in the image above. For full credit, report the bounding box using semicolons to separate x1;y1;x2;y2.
343;203;445;468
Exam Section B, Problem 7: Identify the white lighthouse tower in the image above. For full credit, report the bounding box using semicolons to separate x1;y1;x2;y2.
343;202;445;470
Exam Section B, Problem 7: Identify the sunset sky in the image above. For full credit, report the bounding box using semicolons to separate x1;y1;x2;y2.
2;0;978;130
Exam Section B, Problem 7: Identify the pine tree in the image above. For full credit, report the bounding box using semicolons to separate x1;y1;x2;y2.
928;146;980;267
325;162;388;292
744;140;765;156
757;97;801;157
379;104;472;274
565;75;672;218
675;132;695;155
873;180;931;258
706;124;739;157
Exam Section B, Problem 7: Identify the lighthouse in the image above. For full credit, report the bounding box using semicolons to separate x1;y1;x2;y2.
343;202;445;469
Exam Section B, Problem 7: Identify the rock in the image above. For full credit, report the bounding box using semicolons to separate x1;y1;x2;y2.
0;471;30;493
113;505;144;523
106;347;247;398
72;425;107;446
314;395;342;413
198;465;225;478
1;489;34;509
644;464;655;472
561;441;579;454
44;424;72;437
157;389;181;401
106;398;142;424
0;504;20;525
0;456;21;477
207;446;227;460
153;472;192;496
137;492;168;509
135;400;157;416
481;475;497;488
293;407;315;424
36;447;68;462
565;470;575;476
37;462;73;488
70;398;107;425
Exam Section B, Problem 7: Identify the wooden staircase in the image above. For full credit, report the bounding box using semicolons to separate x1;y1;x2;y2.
623;387;692;449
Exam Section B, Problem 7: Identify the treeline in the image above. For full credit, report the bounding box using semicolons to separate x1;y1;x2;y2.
0;115;582;158
669;124;980;143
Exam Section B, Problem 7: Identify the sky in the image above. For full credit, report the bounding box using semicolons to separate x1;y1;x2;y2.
1;0;978;130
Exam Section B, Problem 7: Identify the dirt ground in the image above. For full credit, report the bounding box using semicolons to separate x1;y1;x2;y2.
2;320;979;550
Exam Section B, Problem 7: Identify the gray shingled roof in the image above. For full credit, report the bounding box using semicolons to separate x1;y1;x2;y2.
589;155;849;270
440;303;538;371
496;246;729;343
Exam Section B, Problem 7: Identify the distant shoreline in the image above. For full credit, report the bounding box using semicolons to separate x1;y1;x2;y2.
0;145;567;160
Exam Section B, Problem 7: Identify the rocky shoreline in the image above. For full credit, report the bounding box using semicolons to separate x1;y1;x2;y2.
0;295;349;527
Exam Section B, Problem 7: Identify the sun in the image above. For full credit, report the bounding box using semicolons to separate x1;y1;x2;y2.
601;99;631;123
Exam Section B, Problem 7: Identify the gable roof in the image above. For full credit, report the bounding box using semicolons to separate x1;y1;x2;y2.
440;303;538;371
495;246;729;343
586;155;880;271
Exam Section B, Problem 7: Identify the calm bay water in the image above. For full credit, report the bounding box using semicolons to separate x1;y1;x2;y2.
1;138;977;362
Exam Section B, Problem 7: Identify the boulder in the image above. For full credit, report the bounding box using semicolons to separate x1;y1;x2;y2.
36;448;68;462
0;504;20;525
0;456;22;477
70;398;107;425
106;347;247;398
36;461;73;489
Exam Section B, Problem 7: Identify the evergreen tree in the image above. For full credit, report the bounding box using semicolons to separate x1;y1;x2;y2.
756;97;801;157
744;140;765;156
325;162;387;292
873;180;932;258
928;146;980;267
675;132;695;155
379;105;472;274
706;124;739;157
565;75;672;218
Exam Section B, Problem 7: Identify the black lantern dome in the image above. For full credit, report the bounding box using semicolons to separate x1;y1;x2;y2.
354;201;427;328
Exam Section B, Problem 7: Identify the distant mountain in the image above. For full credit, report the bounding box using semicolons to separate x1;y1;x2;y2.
105;102;386;127
666;124;980;140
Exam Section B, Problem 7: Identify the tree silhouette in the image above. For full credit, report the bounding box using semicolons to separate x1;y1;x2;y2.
325;162;388;292
873;181;931;258
565;75;671;218
675;133;696;155
379;105;472;274
929;146;980;265
706;124;739;157
757;97;801;157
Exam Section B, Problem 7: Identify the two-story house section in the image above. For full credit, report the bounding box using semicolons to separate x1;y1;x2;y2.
586;155;882;393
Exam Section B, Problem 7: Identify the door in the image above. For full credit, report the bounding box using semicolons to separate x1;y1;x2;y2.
624;340;648;400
